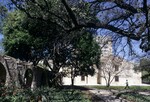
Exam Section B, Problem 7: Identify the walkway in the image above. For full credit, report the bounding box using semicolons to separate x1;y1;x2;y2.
89;89;129;102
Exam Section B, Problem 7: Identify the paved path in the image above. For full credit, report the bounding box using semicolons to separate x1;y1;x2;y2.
89;89;129;102
138;91;150;96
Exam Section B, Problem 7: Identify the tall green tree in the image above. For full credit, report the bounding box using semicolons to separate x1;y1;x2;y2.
2;10;46;63
135;58;150;84
2;10;68;87
2;10;100;87
66;31;100;86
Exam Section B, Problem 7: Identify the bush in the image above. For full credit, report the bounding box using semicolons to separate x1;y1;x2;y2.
0;86;90;102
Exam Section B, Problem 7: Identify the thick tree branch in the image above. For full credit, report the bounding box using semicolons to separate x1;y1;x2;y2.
77;23;140;41
107;13;132;24
30;0;70;27
61;0;78;26
114;0;139;13
10;0;144;43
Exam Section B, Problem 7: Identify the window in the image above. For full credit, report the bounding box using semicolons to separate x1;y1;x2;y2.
114;65;119;71
81;75;85;81
104;45;108;48
115;76;119;82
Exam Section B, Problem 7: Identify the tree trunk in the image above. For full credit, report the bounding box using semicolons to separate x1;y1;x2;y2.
71;77;74;86
107;72;111;87
106;83;110;87
71;67;75;87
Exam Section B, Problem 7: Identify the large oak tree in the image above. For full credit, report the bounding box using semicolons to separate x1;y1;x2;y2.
2;10;100;87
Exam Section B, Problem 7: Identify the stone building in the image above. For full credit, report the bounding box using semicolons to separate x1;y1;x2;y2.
0;55;56;88
62;36;142;86
0;55;33;87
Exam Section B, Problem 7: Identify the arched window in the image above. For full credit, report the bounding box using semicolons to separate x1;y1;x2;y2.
24;69;33;87
114;65;119;71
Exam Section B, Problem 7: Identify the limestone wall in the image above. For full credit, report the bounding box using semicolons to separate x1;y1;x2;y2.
0;55;33;87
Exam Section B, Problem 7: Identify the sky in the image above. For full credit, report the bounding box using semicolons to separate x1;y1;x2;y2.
0;33;4;53
0;34;3;38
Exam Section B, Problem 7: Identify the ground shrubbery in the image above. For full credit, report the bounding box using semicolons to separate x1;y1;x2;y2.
0;86;90;102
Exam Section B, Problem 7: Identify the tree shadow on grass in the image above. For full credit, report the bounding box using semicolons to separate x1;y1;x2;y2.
61;85;106;102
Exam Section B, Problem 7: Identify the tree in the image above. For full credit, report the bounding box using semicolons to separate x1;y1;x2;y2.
2;10;47;63
0;3;7;33
66;31;100;86
2;10;100;87
101;55;126;87
135;58;150;84
2;10;70;87
5;0;150;52
2;10;54;87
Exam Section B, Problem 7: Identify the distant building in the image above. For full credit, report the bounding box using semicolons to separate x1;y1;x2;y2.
62;36;142;86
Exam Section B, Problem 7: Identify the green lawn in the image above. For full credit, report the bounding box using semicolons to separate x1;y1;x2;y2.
87;85;150;91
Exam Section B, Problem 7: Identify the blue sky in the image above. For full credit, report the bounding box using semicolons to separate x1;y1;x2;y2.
0;33;4;53
0;33;4;38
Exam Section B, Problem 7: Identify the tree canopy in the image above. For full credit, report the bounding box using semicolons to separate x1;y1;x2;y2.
67;31;100;76
3;0;149;52
135;58;150;83
0;3;7;32
2;11;48;62
2;9;100;87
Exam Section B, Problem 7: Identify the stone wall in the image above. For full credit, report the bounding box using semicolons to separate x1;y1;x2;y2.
0;55;33;87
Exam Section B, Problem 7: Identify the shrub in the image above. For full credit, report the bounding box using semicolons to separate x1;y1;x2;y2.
0;86;90;102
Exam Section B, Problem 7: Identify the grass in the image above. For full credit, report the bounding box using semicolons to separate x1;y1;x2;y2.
87;85;150;91
87;85;124;90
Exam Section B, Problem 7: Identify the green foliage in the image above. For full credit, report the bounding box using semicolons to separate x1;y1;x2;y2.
2;0;150;53
2;0;101;87
0;3;7;33
65;31;100;78
135;58;150;84
2;11;30;60
2;10;48;61
74;32;100;75
0;3;7;18
2;9;100;87
0;86;90;102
